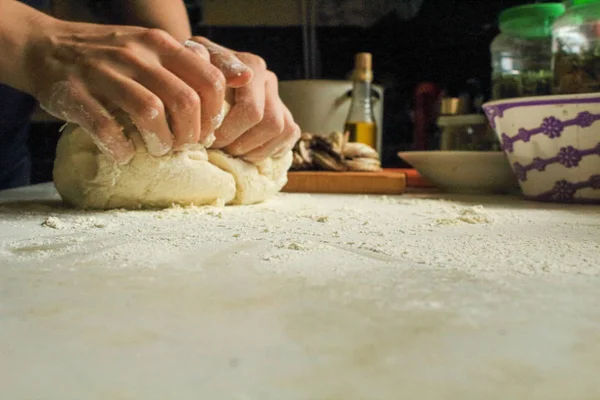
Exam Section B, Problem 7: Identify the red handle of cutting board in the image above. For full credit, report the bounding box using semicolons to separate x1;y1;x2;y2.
387;168;432;188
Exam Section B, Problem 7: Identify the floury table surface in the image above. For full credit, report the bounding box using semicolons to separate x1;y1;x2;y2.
1;183;600;399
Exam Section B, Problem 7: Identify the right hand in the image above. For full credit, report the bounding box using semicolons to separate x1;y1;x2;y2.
24;20;252;163
185;37;301;163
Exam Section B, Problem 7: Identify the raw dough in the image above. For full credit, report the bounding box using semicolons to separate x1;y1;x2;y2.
53;112;292;209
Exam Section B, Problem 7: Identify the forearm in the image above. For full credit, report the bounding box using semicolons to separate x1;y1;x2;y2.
104;0;191;41
0;0;54;93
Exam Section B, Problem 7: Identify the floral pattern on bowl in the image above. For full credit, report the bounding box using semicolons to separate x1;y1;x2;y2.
483;94;600;203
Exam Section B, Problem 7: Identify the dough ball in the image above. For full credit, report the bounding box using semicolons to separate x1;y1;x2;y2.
209;150;292;205
53;119;292;210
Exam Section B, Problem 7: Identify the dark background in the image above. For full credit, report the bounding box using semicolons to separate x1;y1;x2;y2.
29;0;539;183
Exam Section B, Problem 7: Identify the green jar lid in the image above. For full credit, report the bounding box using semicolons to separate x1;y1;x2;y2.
570;0;600;6
499;3;566;38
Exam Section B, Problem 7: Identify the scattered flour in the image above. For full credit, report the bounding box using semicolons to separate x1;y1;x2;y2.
433;205;495;225
2;189;600;277
42;215;107;231
41;216;64;230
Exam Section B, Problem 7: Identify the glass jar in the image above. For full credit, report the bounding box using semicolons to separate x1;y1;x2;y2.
552;0;600;94
491;3;565;100
437;115;499;151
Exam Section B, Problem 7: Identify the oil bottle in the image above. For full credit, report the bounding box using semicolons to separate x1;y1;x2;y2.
344;52;378;150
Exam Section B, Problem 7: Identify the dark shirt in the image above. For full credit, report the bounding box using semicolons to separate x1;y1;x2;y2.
0;0;45;190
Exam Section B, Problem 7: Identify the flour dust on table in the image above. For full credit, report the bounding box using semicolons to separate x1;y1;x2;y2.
2;186;600;398
1;188;599;278
52;105;292;209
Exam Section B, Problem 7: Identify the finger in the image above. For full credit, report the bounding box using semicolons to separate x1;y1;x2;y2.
135;66;203;149
212;58;268;149
211;78;265;148
160;52;226;139
224;73;284;156
88;65;173;156
243;109;300;163
189;37;253;88
273;123;301;158
274;107;302;158
39;80;134;164
183;40;210;61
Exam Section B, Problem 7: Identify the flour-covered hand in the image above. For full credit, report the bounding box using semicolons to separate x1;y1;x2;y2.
25;20;227;163
187;37;301;163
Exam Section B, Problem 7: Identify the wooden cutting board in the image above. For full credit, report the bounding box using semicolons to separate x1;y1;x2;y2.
282;169;400;194
283;168;432;194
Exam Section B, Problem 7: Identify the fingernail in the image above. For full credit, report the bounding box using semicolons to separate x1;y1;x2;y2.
211;108;226;131
184;40;210;61
87;127;134;164
227;61;250;76
140;129;171;157
213;58;250;78
116;141;136;164
203;132;216;148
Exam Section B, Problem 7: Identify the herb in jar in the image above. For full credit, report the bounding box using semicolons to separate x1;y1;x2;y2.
553;44;600;94
492;71;553;99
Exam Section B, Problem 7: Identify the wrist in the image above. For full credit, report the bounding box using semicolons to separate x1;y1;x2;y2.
20;14;62;95
0;0;56;93
0;0;49;90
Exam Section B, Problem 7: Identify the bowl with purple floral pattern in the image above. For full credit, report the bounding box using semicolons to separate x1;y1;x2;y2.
483;93;600;204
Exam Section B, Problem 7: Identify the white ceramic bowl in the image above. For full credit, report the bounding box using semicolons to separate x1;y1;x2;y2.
483;93;600;204
398;151;518;194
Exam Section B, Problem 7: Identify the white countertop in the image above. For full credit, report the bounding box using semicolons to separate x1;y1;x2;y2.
1;183;600;399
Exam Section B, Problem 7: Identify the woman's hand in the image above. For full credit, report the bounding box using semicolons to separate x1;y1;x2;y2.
1;1;298;165
24;20;235;163
187;37;301;163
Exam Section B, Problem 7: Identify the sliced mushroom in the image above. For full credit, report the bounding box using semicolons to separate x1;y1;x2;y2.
291;130;381;172
291;152;306;169
311;136;333;153
297;139;313;164
343;142;379;159
313;151;347;172
301;132;314;141
326;131;345;155
345;157;381;172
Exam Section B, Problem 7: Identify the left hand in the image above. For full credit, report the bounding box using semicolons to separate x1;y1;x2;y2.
185;37;300;163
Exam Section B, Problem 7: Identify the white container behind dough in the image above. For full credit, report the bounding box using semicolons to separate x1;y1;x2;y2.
279;80;384;152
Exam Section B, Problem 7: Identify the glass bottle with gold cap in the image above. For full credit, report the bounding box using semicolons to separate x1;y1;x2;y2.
344;53;378;151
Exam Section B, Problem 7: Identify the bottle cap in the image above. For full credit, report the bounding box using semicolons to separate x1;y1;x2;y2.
571;0;600;6
353;53;373;81
355;53;372;71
